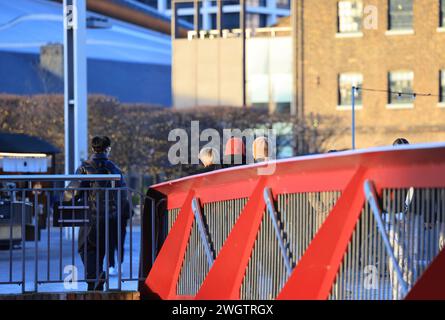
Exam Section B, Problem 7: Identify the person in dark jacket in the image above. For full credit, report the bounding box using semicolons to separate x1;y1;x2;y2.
64;136;129;291
196;147;221;173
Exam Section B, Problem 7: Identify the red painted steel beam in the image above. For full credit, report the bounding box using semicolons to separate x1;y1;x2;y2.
195;178;267;300
146;144;445;300
405;248;445;300
277;167;366;300
143;190;195;299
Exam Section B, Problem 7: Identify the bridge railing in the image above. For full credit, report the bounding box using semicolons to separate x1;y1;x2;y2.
0;175;147;294
142;143;445;300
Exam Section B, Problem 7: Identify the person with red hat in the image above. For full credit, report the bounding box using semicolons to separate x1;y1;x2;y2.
223;137;246;168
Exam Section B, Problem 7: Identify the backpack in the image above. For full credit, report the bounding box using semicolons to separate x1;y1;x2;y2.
82;159;118;219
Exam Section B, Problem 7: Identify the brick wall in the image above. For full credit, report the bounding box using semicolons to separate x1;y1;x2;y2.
300;0;445;150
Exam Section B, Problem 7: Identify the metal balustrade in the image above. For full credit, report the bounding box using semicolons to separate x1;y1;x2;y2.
330;187;445;300
241;191;341;300
0;175;148;294
167;208;180;234
176;198;247;296
143;143;445;300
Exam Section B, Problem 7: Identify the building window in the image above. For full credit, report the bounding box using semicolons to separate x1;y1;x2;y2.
388;71;414;104
338;0;363;33
276;0;290;9
441;0;445;27
338;73;363;106
388;0;413;30
440;70;445;103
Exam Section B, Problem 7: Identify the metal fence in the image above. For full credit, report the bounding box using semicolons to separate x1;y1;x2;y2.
155;186;444;300
143;144;445;300
330;187;445;300
0;175;149;294
241;191;341;300
176;198;248;296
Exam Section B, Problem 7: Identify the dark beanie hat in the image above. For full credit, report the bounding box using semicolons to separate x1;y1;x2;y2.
92;136;111;153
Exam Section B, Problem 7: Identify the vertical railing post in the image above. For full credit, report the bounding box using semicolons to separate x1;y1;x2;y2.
363;179;409;298
21;190;26;294
264;188;293;277
117;188;122;291
34;191;39;292
151;197;156;267
105;189;110;291
352;85;356;150
241;0;247;107
191;197;214;267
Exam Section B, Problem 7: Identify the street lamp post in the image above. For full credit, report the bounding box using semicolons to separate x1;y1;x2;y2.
352;85;356;150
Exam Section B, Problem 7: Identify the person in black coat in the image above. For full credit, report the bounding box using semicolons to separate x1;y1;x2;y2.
64;136;129;291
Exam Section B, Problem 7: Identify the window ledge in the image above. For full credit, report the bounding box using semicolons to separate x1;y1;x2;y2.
437;27;445;33
438;102;445;108
335;32;364;39
386;103;414;109
337;105;363;111
385;29;415;36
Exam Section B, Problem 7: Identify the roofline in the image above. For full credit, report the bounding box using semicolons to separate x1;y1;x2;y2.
52;0;188;37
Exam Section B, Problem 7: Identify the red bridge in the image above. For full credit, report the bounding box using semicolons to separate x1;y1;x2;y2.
140;143;445;300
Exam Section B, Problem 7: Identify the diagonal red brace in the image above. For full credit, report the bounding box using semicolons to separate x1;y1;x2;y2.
195;177;267;300
277;167;366;300
144;190;195;299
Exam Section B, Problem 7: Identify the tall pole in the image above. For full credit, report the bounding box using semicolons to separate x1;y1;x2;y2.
352;85;356;150
171;0;177;39
194;0;199;35
217;0;223;37
290;0;297;116
241;0;247;108
63;0;88;174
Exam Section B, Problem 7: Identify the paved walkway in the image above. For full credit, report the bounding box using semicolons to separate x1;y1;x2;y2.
0;226;141;294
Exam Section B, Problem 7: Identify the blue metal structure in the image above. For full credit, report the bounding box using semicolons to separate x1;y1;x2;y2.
0;0;172;105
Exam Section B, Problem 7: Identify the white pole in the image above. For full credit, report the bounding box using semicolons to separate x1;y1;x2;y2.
352;85;356;150
63;0;88;175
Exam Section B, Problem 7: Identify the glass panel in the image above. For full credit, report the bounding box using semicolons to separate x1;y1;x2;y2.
441;0;445;27
248;74;270;104
338;0;363;33
440;70;445;103
247;37;292;113
389;0;413;30
338;73;363;106
388;71;414;104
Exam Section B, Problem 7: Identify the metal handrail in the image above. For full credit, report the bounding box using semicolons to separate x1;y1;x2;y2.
0;177;146;294
363;179;409;297
0;174;121;181
191;197;215;268
264;187;293;277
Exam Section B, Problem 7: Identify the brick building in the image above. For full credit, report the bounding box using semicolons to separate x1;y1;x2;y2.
291;0;445;150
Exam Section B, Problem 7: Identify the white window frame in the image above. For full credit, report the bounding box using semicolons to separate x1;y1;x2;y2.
337;0;364;35
337;72;363;110
439;70;445;107
387;0;414;32
387;70;414;109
